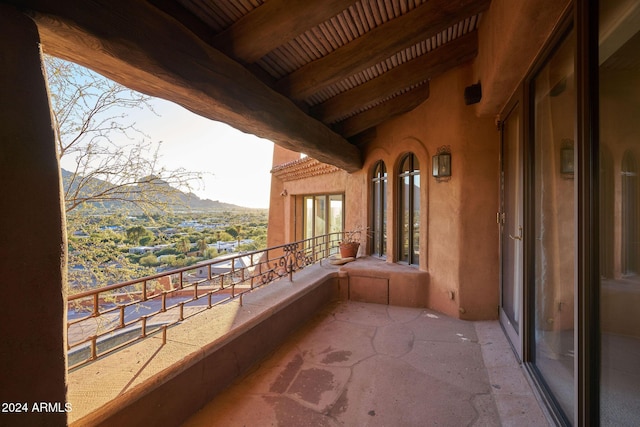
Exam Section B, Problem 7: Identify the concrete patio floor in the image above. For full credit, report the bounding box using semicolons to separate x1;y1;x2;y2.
182;300;550;427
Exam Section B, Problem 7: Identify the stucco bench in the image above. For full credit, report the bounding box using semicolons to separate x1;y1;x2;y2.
338;256;429;307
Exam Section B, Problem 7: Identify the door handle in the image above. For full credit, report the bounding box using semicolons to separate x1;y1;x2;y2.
509;226;523;241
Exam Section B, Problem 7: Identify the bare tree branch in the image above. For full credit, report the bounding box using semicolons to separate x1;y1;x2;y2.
44;55;203;213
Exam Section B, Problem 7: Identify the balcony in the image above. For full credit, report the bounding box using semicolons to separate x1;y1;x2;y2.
65;235;548;426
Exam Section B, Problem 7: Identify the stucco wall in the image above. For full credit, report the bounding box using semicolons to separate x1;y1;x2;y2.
474;0;572;116
267;147;302;247
268;64;499;320
353;64;499;320
0;6;68;426
266;0;573;320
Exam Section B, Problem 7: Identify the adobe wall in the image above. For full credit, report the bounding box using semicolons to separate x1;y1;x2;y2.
351;64;499;320
268;148;350;245
0;6;68;426
267;147;301;247
474;0;572;116
265;0;572;320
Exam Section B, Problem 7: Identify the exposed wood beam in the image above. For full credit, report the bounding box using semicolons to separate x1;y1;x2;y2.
148;0;215;44
277;0;490;101
334;83;430;138
147;0;279;87
13;0;361;172
312;31;478;124
212;0;357;64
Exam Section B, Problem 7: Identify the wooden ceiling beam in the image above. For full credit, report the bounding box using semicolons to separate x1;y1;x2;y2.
212;0;357;64
312;31;478;124
334;83;430;138
12;0;362;172
277;0;490;101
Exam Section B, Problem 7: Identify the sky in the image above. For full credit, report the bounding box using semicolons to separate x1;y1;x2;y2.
133;99;275;209
60;96;275;209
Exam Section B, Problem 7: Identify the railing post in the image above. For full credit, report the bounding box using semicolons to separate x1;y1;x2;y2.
142;280;148;301
90;336;97;361
312;237;316;263
141;316;147;338
289;257;294;282
92;293;100;317
119;305;125;329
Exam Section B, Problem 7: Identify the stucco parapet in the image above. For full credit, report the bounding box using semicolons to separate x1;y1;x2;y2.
271;156;341;181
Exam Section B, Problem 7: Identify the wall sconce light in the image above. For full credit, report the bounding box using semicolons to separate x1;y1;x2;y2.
561;139;574;177
432;146;452;182
280;189;288;197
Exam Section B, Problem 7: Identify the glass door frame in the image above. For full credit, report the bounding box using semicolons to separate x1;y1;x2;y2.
575;0;600;425
515;3;600;424
521;18;575;426
498;90;525;360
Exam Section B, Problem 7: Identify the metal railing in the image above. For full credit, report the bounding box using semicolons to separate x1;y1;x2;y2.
67;232;344;369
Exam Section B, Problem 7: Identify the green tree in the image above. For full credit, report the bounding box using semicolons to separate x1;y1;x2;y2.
139;253;159;267
234;224;243;245
203;247;219;259
126;225;150;245
139;235;154;246
176;237;191;254
196;238;208;254
66;215;155;293
225;226;238;239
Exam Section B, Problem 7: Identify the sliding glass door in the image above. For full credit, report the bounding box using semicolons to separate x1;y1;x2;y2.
599;0;640;424
531;27;576;425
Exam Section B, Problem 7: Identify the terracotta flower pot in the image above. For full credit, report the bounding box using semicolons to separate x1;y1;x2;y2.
339;242;360;258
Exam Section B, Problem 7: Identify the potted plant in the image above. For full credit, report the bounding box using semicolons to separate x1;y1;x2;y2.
339;226;367;258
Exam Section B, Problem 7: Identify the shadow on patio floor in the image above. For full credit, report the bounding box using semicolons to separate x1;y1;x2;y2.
182;300;549;426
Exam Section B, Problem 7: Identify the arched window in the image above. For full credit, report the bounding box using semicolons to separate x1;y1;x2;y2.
398;153;420;265
371;161;387;257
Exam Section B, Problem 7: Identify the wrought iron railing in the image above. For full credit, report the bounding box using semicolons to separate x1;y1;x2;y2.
67;232;345;369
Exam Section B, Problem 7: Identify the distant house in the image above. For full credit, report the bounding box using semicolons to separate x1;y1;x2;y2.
209;239;255;254
128;246;156;254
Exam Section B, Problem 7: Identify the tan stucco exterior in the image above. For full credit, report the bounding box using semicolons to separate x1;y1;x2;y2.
267;0;572;321
268;64;499;320
0;6;68;425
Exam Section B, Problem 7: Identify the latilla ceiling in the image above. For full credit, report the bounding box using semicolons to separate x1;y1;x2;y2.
177;0;486;135
9;0;490;171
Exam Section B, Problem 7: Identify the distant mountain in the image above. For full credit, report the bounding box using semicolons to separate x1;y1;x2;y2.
61;168;247;212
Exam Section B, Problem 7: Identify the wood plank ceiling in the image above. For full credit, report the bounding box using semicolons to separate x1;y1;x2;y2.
11;0;490;171
173;0;487;138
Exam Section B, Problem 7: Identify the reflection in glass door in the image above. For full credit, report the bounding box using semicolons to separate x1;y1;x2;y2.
531;28;576;424
621;151;639;275
599;0;640;423
499;99;524;357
